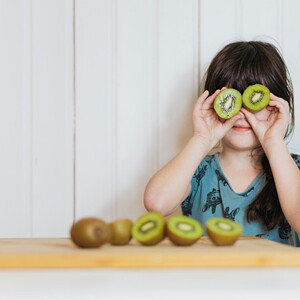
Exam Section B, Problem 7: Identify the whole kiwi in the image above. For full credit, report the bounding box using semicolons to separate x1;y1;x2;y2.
70;217;111;248
109;218;133;245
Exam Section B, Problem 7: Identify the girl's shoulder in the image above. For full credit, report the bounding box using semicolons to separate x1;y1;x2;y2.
194;154;218;174
291;153;300;168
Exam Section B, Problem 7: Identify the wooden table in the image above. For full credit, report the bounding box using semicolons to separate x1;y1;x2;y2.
1;237;300;299
1;236;300;268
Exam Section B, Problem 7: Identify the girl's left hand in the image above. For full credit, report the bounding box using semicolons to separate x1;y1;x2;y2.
240;93;290;147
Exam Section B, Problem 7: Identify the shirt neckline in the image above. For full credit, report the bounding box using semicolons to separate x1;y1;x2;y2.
215;152;264;196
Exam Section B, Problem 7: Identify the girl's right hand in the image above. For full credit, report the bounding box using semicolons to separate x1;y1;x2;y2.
192;89;243;149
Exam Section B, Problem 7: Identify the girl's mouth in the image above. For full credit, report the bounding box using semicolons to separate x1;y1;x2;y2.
232;125;252;132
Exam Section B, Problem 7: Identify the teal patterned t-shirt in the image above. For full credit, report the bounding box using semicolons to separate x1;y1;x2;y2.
181;153;300;246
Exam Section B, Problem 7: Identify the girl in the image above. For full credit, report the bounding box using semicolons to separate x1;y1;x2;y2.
144;41;300;246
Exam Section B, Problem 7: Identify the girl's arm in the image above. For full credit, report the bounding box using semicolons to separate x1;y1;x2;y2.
144;89;243;216
144;136;211;216
242;93;300;233
263;139;300;233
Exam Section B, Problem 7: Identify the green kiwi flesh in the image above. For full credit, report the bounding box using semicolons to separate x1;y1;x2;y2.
109;218;133;245
167;215;203;246
206;218;242;246
214;88;242;119
70;217;111;248
242;84;270;111
131;212;165;245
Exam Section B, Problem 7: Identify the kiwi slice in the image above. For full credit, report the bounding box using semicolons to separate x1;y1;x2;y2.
214;88;242;119
131;212;165;245
70;217;111;248
242;84;270;111
206;217;242;246
109;218;133;245
167;215;203;246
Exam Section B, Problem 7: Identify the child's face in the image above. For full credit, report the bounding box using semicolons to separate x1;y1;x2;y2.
222;107;272;151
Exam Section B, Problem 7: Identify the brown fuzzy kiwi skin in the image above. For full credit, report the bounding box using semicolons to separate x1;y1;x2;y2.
109;218;133;245
70;217;111;248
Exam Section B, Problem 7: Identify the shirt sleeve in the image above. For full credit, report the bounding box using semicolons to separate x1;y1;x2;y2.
181;156;210;216
291;153;300;169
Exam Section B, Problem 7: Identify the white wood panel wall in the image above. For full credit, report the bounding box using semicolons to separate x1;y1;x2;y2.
0;0;299;237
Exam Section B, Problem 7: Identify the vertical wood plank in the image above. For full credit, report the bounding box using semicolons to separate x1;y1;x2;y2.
199;0;237;78
241;0;279;42
75;0;117;221
282;0;300;154
0;0;31;237
31;0;74;237
158;0;199;166
116;0;158;219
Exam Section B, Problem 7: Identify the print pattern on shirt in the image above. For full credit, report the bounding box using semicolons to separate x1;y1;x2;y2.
224;207;240;221
278;218;292;240
206;155;214;165
181;194;192;216
202;188;221;214
256;233;270;239
194;165;208;186
243;186;255;197
215;170;229;186
291;153;300;169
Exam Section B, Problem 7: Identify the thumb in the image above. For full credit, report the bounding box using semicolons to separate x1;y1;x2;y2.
223;112;244;131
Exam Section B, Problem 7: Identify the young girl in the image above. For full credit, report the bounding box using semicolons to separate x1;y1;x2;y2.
144;41;300;246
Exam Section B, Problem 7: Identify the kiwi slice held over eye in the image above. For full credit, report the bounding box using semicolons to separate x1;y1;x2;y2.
167;215;204;246
242;84;270;111
206;217;242;246
70;217;111;248
131;212;165;245
214;88;242;119
109;218;133;245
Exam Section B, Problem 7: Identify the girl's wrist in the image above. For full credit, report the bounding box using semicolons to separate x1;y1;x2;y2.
191;134;215;152
262;138;287;157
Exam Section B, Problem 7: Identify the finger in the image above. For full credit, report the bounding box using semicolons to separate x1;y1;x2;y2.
267;109;278;124
268;99;288;114
196;90;210;105
202;89;221;109
223;112;244;131
240;108;258;128
193;90;210;117
270;93;286;102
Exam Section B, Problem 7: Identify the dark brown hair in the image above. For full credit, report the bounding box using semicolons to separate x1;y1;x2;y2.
203;41;294;230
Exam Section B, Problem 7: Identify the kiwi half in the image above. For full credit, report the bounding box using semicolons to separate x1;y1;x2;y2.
109;218;133;245
167;215;203;246
70;217;111;248
214;88;242;119
242;84;270;111
131;212;165;245
206;217;242;246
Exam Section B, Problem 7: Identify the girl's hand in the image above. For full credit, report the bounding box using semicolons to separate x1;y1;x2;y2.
240;93;290;147
192;89;243;148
